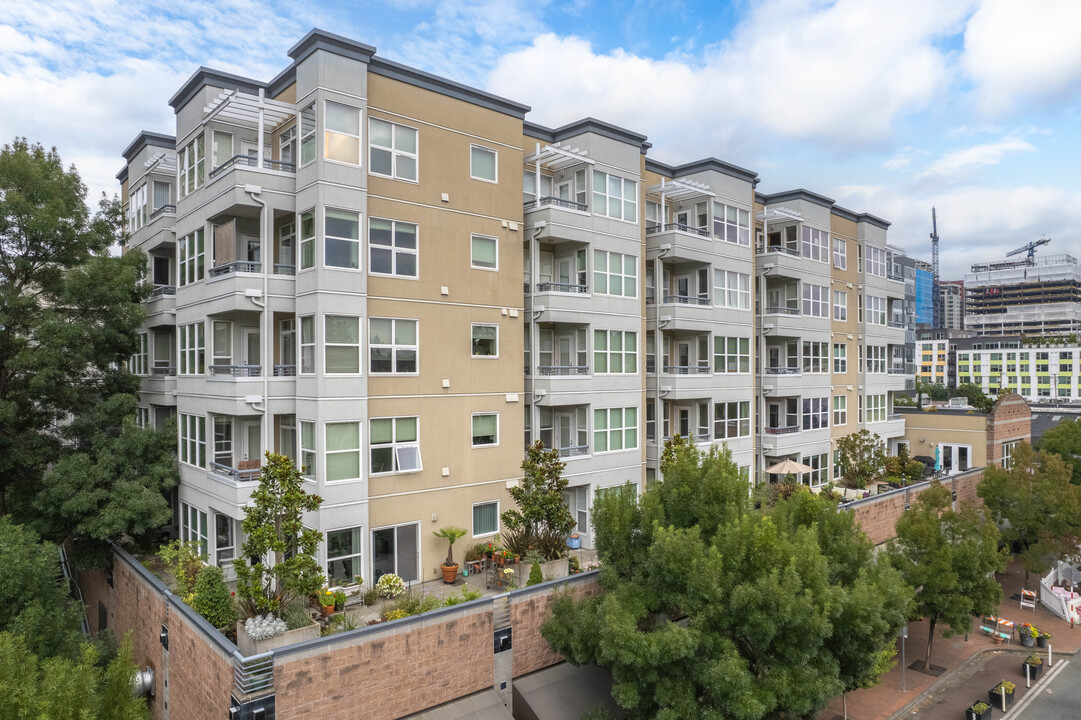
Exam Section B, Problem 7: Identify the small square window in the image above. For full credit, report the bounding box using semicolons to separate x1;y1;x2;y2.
472;413;498;447
471;324;498;357
472;501;499;537
471;234;497;270
470;145;497;182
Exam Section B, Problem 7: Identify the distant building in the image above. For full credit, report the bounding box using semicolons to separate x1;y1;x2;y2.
965;254;1081;336
939;280;964;330
913;260;934;326
954;335;1081;403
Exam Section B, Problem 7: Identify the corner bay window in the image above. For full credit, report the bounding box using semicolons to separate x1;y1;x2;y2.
325;422;360;481
325;316;360;374
592;171;637;221
325;101;360;164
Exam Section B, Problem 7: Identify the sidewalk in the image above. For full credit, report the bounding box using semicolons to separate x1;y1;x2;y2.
817;558;1081;719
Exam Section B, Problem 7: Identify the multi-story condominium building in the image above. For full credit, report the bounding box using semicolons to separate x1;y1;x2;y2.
966;253;1081;336
916;338;950;386
955;336;1081;403
939;280;965;330
119;28;913;582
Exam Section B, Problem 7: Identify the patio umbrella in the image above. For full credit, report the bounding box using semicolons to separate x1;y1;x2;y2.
765;459;814;475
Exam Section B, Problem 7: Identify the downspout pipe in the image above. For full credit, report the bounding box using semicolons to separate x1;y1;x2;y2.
245;185;270;462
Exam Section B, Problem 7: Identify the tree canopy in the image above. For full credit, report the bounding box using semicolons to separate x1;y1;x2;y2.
890;483;1005;666
836;429;887;489
541;440;911;719
1037;419;1081;485
500;441;576;560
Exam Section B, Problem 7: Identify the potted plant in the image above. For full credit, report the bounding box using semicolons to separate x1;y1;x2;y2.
965;701;991;720
1024;653;1043;681
1037;631;1051;648
331;589;348;612
1020;623;1036;647
318;589;335;616
434;526;467;583
988;680;1015;709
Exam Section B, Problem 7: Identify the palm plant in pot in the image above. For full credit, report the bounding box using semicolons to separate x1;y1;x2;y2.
434;526;467;583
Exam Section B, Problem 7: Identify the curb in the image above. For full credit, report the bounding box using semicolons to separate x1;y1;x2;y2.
887;645;1079;720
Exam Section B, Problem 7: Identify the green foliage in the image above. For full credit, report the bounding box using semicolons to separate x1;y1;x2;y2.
1036;418;1081;485
282;603;313;631
190;565;237;631
528;560;544;586
464;542;486;562
951;383;994;413
836;430;887;489
890;483;1006;666
0;630;149;720
501;442;575;560
979;442;1081;577
542;441;911;719
233;453;325;617
433;526;467;567
158;539;206;596
0;517;85;660
0;139;175;548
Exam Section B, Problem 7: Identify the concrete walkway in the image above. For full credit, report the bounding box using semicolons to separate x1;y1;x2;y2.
817;558;1081;720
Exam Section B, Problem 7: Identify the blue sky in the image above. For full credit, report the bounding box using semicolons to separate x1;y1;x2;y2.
3;0;1080;278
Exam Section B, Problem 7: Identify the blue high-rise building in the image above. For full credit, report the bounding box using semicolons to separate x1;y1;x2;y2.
914;262;934;325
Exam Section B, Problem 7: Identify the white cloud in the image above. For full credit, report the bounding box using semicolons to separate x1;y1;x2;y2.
489;0;974;162
916;136;1035;179
962;0;1081;116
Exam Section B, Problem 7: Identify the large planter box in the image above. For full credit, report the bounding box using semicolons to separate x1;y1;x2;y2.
988;688;1014;709
965;704;991;720
237;619;320;656
540;557;570;580
1023;661;1043;681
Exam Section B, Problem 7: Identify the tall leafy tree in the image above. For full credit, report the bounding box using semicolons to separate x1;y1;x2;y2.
890;483;1005;667
1037;419;1081;485
0;139;175;557
979;442;1081;580
500;441;576;560
836;429;887;489
542;440;910;719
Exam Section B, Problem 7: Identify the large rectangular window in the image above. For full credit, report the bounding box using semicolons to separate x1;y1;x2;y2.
714;270;751;310
866;394;887;423
802;341;829;373
866;246;887;277
714;401;750;439
369;118;418;181
833;343;847;373
179;322;205;375
325;209;360;269
801;226;828;262
300;420;316;478
369;318;417;374
802;283;828;317
471;324;498;357
180;502;208;556
325;422;361;482
833;395;847;425
592;171;637;222
128;184;147;232
471;234;498;270
802;397;828;430
369;218;417;277
867;345;887;373
801;453;828;487
833;237;847;269
179;414;206;468
714;336;750;373
370;417;421;474
713;203;750;245
594;407;637;453
299;211;315;270
325;101;361;164
178;229;205;286
833;290;847;321
472;413;499;447
472;501;499;537
594;330;637;374
130;332;148;375
299;104;316;166
179;135;204;198
593;251;637;297
866;295;886;325
299;316;315;374
325;316;360;374
470;145;497;182
327;527;362;585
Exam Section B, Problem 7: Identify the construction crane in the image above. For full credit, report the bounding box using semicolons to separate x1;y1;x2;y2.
930;207;941;329
1005;237;1051;264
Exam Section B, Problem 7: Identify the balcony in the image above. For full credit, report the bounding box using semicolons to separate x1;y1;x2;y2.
209;260;261;278
273;364;297;377
273;264;296;276
536;282;588;294
537;365;589;376
887;270;904;282
151;366;178;377
209;154;296;180
150;285;176;299
868;414;905;438
763;366;801;375
646;226;716;266
662;294;709;306
557;444;590;458
648;222;710;238
662;365;710;375
523;196;588;213
210;364;261;377
210;460;261;483
150;204;176;221
763;425;800;435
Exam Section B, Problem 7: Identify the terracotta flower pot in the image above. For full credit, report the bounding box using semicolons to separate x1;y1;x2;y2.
321;604;334;617
441;563;459;584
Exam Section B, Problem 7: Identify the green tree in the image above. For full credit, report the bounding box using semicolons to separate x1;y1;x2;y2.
541;441;910;719
233;453;324;616
0;631;149;720
979;442;1081;581
0;139;176;555
1037;418;1081;485
836;429;887;489
890;483;1005;667
191;564;238;631
950;383;994;413
501;441;576;560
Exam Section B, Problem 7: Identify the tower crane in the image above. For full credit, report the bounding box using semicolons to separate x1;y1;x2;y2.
1005;237;1051;264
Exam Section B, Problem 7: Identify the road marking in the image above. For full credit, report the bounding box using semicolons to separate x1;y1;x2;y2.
1005;659;1070;718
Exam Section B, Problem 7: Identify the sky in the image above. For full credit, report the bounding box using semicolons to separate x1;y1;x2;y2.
3;0;1080;279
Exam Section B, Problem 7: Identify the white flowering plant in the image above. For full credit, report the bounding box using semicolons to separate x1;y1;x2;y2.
375;573;406;599
244;614;288;641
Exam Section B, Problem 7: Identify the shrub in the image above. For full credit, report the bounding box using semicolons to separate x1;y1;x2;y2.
190;565;237;630
282;603;312;630
461;587;482;602
158;539;206;595
993;680;1015;693
244;614;287;641
970;701;989;714
568;555;582;574
362;588;379;606
375;573;406;599
528;561;543;586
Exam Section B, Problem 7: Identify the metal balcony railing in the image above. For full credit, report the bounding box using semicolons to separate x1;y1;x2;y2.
523;196;588;212
149;204;175;220
273;365;296;377
764;425;800;435
536;282;589;294
887;413;904;421
887;271;904;281
558;445;589;458
660;222;710;237
233;650;274;696
758;244;800;256
663;365;711;375
151;366;177;376
662;294;710;305
209;154;296;179
537;365;589;376
888;320;906;329
210;364;261;377
273;263;295;275
763;366;801;375
764;306;800;315
149;285;176;298
209;260;261;277
211;461;261;483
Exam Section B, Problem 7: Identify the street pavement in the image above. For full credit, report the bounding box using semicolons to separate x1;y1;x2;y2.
816;558;1081;720
1012;658;1077;718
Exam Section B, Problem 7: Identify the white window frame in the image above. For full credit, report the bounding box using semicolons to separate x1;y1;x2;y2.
470;233;498;271
179;413;206;468
867;295;886;325
324;315;361;375
714;270;751;310
369;416;422;475
591;170;637;223
178;228;205;286
801;226;828;262
472;501;499;538
1002;440;1019;468
593;407;638;453
471;413;499;448
714;401;751;439
326;526;363;586
593;250;637;298
300;420;316;479
180;502;208;556
802;397;829;430
802;283;829;318
131;332;148;375
593;330;638;375
369;318;418;375
834;343;847;373
324;100;361;165
299;210;315;271
368;218;418;278
299;103;316;167
866;393;887;423
178;322;205;375
369;117;419;182
833;237;847;269
833;395;847;426
469;144;498;183
324;208;361;270
833;290;847;321
714;336;750;373
802;341;829;374
325;421;361;483
866;246;887;277
713;203;750;246
178;135;204;199
471;323;499;358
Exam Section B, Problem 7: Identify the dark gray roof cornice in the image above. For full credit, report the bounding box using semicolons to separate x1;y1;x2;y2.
525;117;649;151
646;156;758;185
267;64;297;98
857;212;891;229
831;204;859;222
116;166;128;183
370;57;530;119
757;188;836;209
121;131;175;162
288;28;376;65
168;66;266;111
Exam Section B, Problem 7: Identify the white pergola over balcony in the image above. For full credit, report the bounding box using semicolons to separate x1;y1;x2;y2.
756;206;802;223
524;143;595;211
145;151;177;175
646;177;715;202
203;89;297;173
